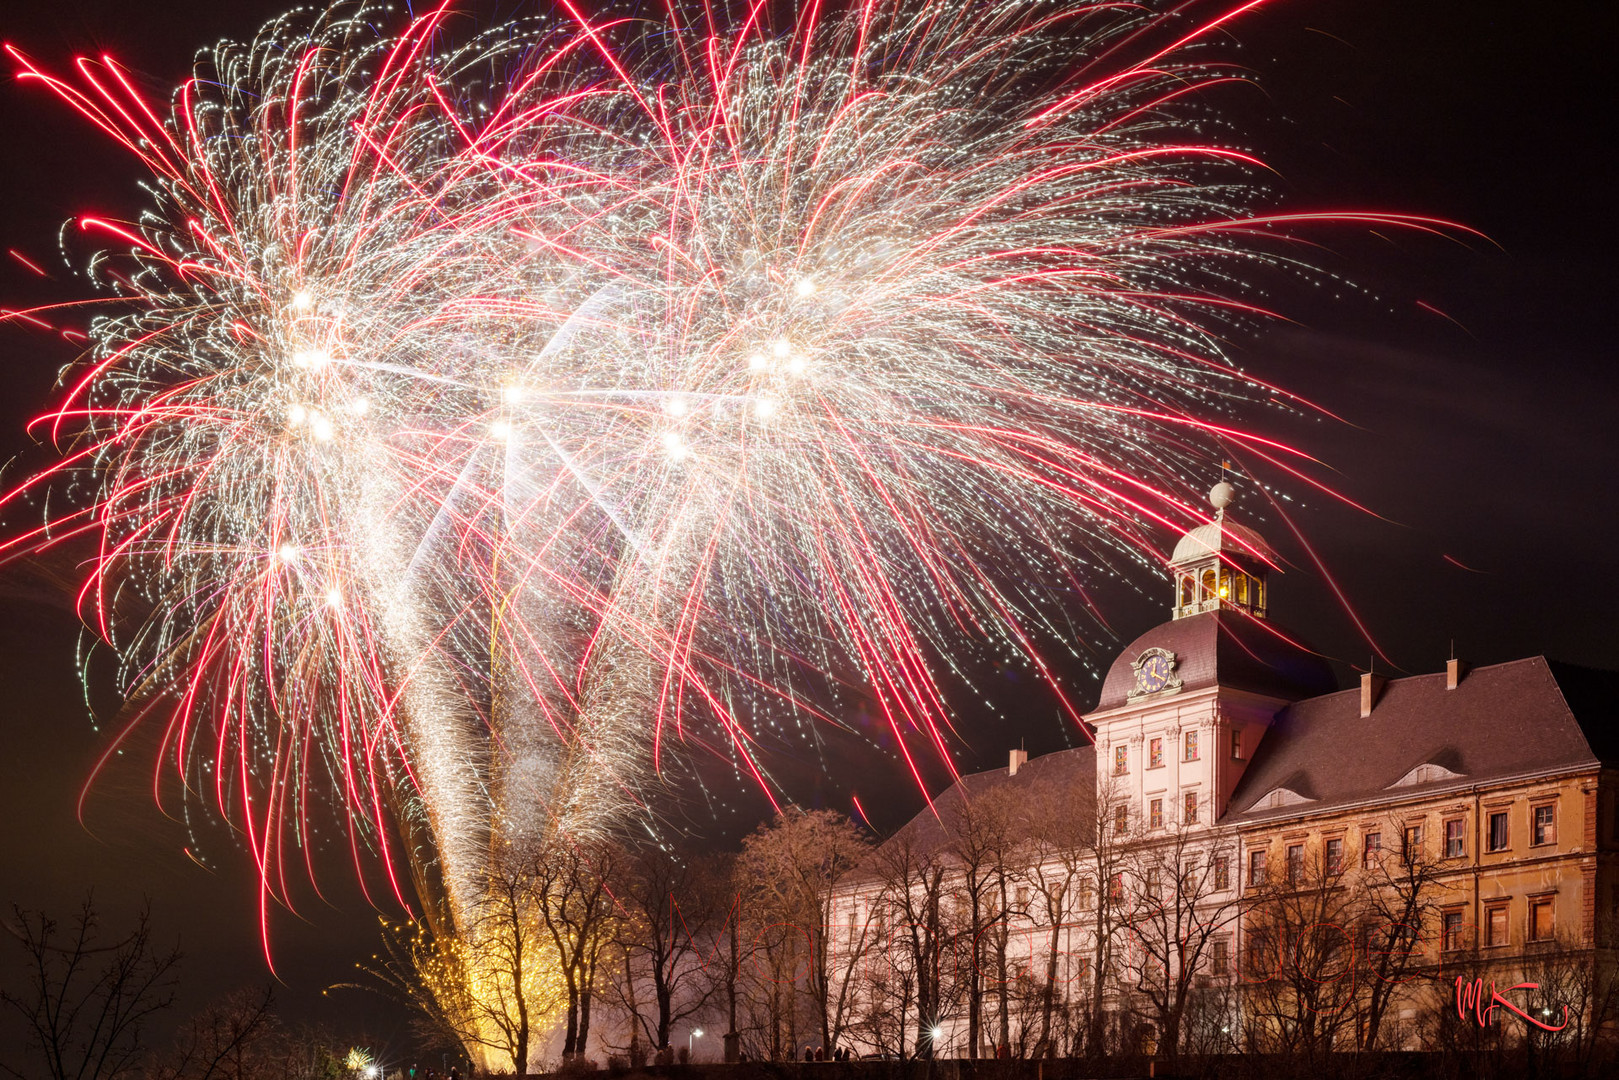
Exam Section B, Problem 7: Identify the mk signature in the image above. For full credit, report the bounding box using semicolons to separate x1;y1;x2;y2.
1455;977;1569;1032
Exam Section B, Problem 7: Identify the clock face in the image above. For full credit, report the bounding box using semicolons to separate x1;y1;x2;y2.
1136;652;1174;694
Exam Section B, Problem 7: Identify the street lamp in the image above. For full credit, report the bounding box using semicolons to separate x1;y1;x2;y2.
689;1029;704;1057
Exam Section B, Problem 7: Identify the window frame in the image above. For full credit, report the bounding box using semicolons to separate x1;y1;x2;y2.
1149;798;1164;830
1444;817;1466;859
1402;823;1424;865
1363;831;1383;869
1286;842;1305;885
1184;791;1199;826
1441;909;1467;952
1184;730;1199;762
1532;803;1557;847
1325;836;1345;874
1114;745;1129;776
1485;903;1510;949
1213;854;1230;891
1248;849;1267;887
1114;804;1129;836
1230;728;1243;760
1487;810;1510;852
1529;896;1556;942
1148;737;1163;769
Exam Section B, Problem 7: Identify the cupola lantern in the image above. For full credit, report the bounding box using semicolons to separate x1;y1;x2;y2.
1168;482;1277;619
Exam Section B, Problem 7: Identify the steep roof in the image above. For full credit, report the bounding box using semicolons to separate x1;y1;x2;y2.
1095;610;1337;713
858;745;1096;873
1225;657;1619;825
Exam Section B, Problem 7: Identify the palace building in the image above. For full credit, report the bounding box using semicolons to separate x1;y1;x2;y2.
827;483;1619;1058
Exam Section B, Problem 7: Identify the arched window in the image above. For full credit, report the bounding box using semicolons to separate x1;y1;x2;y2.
1201;568;1217;602
1234;574;1249;606
1180;575;1193;607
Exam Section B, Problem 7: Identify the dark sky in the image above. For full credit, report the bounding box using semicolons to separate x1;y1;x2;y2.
1;0;1616;1058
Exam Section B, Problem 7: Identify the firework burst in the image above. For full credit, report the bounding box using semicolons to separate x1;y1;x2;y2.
3;0;1460;966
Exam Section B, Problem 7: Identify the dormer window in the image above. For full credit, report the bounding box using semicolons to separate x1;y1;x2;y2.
1388;761;1465;789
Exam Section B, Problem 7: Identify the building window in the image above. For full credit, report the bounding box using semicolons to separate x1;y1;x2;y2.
1109;873;1125;905
1402;824;1423;865
1444;818;1465;858
1325;837;1344;873
1286;843;1304;885
1486;904;1509;948
1213;854;1230;891
1115;745;1128;776
1363;831;1382;868
1533;804;1556;846
1530;897;1555;942
1149;738;1163;768
1149;798;1164;830
1231;729;1243;760
1114;804;1129;836
1487;811;1510;852
1211;939;1229;976
1245;930;1274;979
1442;910;1466;952
1184;791;1199;825
1185;731;1199;762
1015;885;1030;910
1248;849;1267;887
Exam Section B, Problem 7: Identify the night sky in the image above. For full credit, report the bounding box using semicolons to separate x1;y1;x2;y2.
1;0;1615;1058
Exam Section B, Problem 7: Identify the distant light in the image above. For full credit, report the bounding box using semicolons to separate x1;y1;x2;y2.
310;413;334;441
772;338;792;358
293;348;331;369
666;396;689;417
277;543;300;563
365;1068;379;1079
326;588;343;609
754;398;778;420
288;404;308;426
490;419;512;441
793;278;815;297
786;355;808;375
747;352;768;372
291;290;313;311
662;431;689;460
349;397;369;416
503;385;524;404
930;1026;943;1041
693;1029;704;1037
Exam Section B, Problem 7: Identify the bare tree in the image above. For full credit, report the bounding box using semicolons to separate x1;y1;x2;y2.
940;783;1022;1058
1239;849;1360;1061
1016;774;1104;1057
1118;821;1243;1061
533;839;621;1058
152;986;277;1080
605;844;725;1056
0;897;181;1080
736;807;869;1058
1355;824;1451;1050
1074;780;1131;1057
848;822;945;1062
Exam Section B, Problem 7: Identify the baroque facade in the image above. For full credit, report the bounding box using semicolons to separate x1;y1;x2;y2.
826;483;1618;1058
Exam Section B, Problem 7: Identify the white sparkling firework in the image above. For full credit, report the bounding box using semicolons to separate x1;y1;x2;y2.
4;0;1455;947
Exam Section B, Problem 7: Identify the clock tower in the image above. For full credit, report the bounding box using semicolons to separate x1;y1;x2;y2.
1088;483;1335;830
